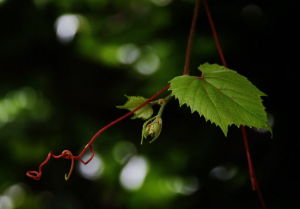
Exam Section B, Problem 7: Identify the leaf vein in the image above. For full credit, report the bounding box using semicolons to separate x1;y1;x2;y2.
199;80;225;127
203;79;264;121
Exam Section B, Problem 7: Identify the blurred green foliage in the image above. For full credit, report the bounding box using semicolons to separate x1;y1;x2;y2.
0;0;296;209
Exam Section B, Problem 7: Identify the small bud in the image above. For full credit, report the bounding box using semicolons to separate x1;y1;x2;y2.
141;116;163;144
145;117;162;136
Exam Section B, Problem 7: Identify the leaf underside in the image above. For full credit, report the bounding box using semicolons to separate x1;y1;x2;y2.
116;96;153;120
169;63;271;136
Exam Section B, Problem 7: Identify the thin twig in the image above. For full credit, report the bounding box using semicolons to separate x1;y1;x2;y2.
77;85;170;157
203;0;227;67
241;127;267;209
26;85;170;180
183;0;201;75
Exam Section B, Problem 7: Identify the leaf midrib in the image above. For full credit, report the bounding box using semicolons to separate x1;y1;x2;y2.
202;79;265;123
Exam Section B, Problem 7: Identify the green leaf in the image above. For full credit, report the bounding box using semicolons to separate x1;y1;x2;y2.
116;96;153;120
169;63;271;136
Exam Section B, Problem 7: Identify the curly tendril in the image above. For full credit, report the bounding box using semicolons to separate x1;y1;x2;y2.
26;146;95;181
26;85;170;180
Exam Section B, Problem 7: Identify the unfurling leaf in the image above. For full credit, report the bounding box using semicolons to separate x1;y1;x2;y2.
169;63;271;136
116;96;153;120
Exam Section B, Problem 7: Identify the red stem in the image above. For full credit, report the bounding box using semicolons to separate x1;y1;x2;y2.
28;5;266;209
183;0;201;75
77;85;170;157
26;85;169;180
241;127;267;209
203;0;227;67
26;0;201;181
203;0;267;208
241;126;257;190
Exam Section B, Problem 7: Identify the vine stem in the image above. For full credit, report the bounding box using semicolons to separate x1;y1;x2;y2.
27;6;266;209
183;0;201;75
26;0;202;181
202;0;227;67
241;127;267;209
77;85;170;157
203;0;267;208
26;85;170;180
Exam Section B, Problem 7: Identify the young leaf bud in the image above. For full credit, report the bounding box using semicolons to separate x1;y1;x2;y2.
141;116;163;144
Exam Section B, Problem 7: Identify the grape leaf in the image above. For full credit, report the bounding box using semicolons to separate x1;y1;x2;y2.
169;63;271;136
116;96;153;120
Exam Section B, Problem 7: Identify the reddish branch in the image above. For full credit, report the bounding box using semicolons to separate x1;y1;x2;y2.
203;0;267;208
203;0;227;67
27;4;267;209
241;127;267;209
183;0;201;75
27;0;201;181
26;85;170;180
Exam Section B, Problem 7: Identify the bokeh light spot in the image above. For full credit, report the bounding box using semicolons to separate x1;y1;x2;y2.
117;44;141;65
78;154;104;180
120;156;148;191
210;165;237;181
113;141;136;164
0;195;13;209
167;177;199;195
0;87;50;127
55;14;80;43
134;53;160;75
4;184;25;208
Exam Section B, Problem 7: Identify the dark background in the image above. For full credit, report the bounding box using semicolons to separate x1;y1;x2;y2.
0;0;296;209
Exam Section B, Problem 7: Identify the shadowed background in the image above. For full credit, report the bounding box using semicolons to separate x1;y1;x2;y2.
0;0;296;209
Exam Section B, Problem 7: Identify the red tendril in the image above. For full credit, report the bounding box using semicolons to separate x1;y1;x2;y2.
26;149;91;181
26;85;169;180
